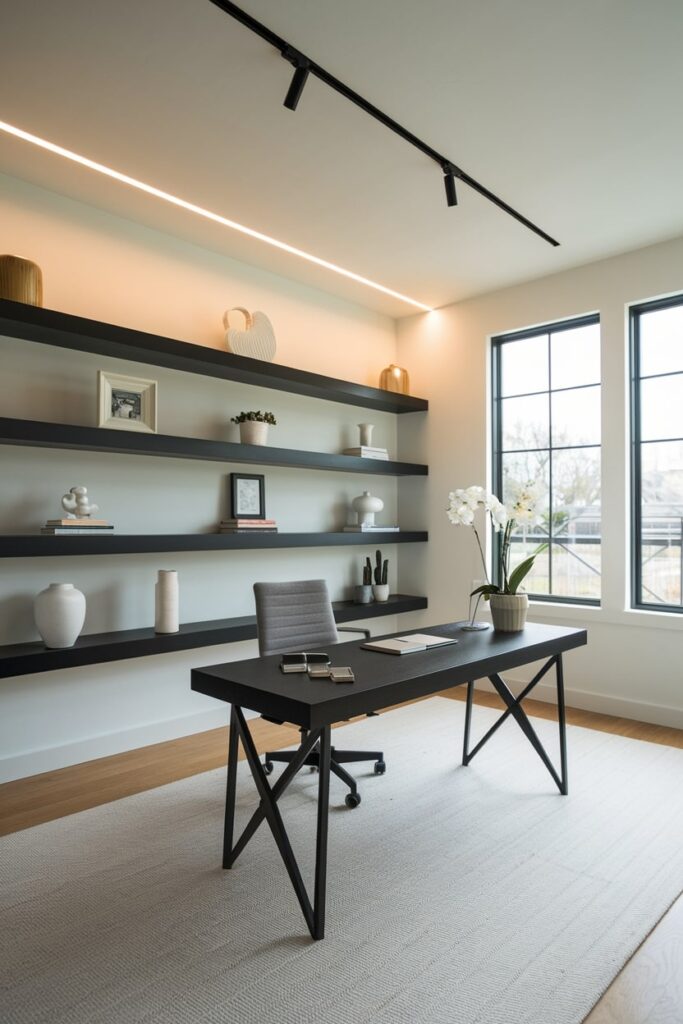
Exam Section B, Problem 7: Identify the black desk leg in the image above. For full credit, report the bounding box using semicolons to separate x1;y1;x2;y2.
220;706;332;940
461;655;568;795
222;705;239;868
462;681;474;766
314;725;331;940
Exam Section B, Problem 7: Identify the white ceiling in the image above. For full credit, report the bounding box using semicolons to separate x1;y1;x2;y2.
1;0;682;317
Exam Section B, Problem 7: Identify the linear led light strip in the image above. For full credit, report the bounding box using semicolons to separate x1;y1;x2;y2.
0;119;433;312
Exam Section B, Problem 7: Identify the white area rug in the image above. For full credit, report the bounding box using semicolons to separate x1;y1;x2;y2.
1;698;682;1024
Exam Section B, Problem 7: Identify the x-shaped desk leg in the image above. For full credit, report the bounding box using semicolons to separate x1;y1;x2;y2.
222;705;331;940
462;654;568;795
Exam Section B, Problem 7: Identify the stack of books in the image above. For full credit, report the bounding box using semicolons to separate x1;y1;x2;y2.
342;445;389;461
218;518;279;534
343;524;400;533
41;518;114;536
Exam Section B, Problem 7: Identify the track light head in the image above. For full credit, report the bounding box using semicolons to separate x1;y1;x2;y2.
443;164;458;207
282;47;310;111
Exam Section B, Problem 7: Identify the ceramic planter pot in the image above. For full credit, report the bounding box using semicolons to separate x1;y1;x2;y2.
354;584;373;605
489;593;528;632
239;421;269;446
372;584;390;603
34;583;86;648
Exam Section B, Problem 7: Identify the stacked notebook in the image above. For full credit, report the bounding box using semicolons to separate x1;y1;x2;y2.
41;518;114;536
342;446;389;461
219;518;279;534
343;524;400;532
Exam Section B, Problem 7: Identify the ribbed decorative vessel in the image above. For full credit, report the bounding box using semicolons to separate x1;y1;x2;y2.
239;421;269;446
0;255;43;306
34;583;86;648
379;364;410;395
489;593;528;632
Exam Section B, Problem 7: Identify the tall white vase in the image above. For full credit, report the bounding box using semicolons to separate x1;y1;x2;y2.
358;423;374;447
155;570;179;633
34;583;86;649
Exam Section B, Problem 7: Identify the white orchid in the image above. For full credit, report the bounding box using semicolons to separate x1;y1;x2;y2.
447;481;546;597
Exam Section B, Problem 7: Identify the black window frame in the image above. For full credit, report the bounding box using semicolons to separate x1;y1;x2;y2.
630;293;683;614
491;313;601;607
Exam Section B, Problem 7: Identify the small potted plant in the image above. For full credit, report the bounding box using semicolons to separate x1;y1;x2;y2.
372;549;389;602
447;483;545;632
231;410;276;446
354;557;374;604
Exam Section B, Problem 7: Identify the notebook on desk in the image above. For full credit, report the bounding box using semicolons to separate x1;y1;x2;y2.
361;634;459;655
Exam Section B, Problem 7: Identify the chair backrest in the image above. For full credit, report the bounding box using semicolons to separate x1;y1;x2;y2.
253;579;339;657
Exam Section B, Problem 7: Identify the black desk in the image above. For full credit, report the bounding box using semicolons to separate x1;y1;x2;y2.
191;621;587;939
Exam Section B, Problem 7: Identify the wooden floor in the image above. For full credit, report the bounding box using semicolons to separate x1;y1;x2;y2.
1;689;681;1023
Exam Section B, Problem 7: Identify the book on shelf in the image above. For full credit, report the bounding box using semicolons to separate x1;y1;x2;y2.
41;527;115;535
342;447;389;460
343;525;400;532
45;518;110;527
219;527;279;534
219;518;276;527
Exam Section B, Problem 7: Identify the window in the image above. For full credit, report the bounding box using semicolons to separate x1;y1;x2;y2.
491;316;601;604
631;295;683;612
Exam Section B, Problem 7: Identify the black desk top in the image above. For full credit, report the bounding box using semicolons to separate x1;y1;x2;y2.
191;621;587;730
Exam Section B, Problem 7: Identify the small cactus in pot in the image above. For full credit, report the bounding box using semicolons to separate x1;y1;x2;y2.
354;556;374;604
372;549;390;602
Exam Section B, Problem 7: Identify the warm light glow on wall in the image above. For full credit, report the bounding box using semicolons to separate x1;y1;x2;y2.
0;119;433;313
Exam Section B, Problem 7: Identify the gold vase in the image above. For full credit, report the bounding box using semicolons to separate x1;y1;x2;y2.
0;255;43;306
379;364;410;394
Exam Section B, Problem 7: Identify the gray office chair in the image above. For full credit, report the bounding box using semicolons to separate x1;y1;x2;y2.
253;579;386;807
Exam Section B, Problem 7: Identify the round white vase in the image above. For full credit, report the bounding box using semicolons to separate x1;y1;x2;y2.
34;583;86;648
372;584;390;602
239;421;269;446
352;490;384;526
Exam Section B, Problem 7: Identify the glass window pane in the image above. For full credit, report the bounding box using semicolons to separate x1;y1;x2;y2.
552;385;601;447
639;440;683;607
500;335;548;396
639;304;683;377
640;375;683;441
551;323;600;389
502;451;550;596
550;448;601;601
501;393;549;451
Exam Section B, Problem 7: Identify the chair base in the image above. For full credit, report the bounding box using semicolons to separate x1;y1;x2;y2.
263;745;385;805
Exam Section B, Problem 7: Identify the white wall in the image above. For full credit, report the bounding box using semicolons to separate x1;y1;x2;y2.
0;172;415;782
397;235;683;728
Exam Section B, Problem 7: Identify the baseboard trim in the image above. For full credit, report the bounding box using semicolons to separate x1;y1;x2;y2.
474;677;683;730
0;707;232;784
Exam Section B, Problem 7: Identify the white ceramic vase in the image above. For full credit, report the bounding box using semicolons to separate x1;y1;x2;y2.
358;423;374;447
352;490;384;526
34;583;86;648
489;593;529;632
372;583;390;602
239;421;269;446
155;570;179;633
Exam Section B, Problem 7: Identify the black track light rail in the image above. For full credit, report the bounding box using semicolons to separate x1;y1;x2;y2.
207;0;559;247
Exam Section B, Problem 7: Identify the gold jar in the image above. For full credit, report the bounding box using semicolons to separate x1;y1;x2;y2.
0;255;43;306
379;363;410;395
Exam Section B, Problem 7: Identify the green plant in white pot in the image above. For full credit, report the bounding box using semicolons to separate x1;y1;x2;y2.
446;483;545;632
231;410;276;446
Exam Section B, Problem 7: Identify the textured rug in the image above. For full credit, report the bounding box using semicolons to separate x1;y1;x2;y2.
1;698;682;1024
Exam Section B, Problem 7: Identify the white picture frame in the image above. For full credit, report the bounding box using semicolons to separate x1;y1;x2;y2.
98;371;157;433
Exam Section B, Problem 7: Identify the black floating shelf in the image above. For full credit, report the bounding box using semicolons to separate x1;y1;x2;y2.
0;531;428;558
0;299;428;414
0;417;428;477
0;594;428;679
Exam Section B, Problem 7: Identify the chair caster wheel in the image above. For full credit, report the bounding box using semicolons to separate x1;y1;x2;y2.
263;761;274;775
309;765;318;773
345;792;361;808
374;760;386;775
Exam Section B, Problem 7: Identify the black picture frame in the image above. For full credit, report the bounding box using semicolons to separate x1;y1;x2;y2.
230;473;266;519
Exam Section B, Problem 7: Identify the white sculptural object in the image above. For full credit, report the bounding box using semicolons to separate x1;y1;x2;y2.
61;486;99;519
352;490;384;527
